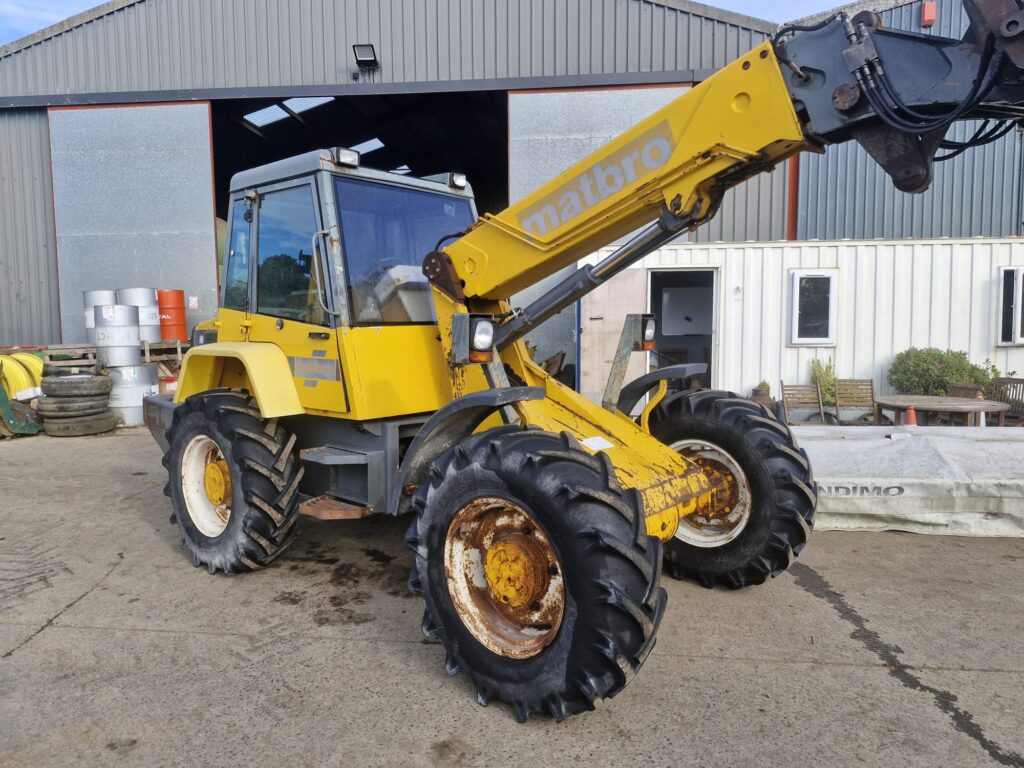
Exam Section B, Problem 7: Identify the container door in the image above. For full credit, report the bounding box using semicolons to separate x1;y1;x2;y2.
648;269;715;389
246;178;348;414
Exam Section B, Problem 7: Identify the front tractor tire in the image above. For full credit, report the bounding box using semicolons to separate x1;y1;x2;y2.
163;390;303;574
406;427;666;723
648;390;816;589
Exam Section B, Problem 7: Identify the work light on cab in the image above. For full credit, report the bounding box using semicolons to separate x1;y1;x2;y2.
333;147;360;167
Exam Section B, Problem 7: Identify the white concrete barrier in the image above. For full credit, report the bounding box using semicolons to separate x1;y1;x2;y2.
793;425;1024;537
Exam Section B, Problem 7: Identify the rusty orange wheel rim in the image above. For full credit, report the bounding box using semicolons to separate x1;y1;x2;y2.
670;439;752;548
444;497;564;659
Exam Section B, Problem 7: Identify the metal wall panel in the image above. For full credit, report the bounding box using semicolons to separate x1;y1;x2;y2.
0;110;59;345
797;0;1024;240
49;104;219;342
0;0;771;101
585;238;1024;397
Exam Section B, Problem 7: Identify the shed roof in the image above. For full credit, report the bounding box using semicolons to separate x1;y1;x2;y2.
0;0;776;108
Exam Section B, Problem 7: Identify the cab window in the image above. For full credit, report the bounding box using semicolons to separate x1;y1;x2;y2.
223;199;251;311
334;176;475;324
255;185;325;325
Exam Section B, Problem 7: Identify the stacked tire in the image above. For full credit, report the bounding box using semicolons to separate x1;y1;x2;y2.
37;374;118;437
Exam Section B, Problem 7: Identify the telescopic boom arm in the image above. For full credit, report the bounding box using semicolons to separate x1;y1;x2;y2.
427;0;1024;345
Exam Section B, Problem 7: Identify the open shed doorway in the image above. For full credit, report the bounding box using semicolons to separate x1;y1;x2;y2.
209;90;509;227
649;270;716;388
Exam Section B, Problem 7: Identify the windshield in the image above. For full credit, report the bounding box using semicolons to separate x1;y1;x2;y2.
334;176;476;324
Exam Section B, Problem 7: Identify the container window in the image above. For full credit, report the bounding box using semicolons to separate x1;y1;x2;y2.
999;267;1024;345
790;269;837;346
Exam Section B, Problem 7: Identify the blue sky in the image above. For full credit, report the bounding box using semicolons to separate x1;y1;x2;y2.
0;0;840;47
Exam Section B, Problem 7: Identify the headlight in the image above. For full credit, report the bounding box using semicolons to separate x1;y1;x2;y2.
471;319;494;351
450;172;468;189
640;316;656;351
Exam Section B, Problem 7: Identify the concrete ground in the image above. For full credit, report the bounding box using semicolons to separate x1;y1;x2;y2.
1;429;1022;768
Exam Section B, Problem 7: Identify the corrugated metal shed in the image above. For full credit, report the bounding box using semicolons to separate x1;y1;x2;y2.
797;0;1024;240
582;237;1024;396
0;0;773;106
0;110;59;345
0;0;778;347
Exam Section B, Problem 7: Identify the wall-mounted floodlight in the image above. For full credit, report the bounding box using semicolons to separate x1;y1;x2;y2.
353;44;379;70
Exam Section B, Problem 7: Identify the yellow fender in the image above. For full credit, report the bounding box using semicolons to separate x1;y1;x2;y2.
10;353;43;387
0;356;35;400
174;342;304;418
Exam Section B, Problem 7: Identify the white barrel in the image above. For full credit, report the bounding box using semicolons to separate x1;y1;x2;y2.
117;288;162;343
94;305;141;367
83;289;116;308
116;287;158;307
107;364;157;388
84;309;97;344
109;380;152;426
138;305;162;343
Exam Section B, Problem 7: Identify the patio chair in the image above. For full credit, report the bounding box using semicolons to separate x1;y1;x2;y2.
936;382;985;425
834;378;879;425
990;377;1024;426
947;382;985;399
780;381;830;425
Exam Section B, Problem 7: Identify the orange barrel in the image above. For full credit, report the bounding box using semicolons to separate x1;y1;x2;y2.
157;289;188;341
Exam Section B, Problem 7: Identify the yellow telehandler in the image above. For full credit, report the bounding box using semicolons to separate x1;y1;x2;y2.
145;0;1024;721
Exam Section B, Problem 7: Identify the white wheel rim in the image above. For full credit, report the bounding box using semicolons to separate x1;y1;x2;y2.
670;439;752;548
180;434;232;538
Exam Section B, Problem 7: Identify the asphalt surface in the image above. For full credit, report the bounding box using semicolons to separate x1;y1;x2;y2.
2;428;1022;767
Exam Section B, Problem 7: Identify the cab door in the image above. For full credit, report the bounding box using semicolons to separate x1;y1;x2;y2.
218;193;255;342
246;177;348;415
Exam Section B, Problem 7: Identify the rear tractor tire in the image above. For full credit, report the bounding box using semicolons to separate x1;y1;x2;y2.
406;427;666;723
648;390;816;588
163;390;303;574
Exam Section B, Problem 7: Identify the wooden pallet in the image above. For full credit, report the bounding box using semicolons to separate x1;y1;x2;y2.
142;339;190;366
41;344;100;374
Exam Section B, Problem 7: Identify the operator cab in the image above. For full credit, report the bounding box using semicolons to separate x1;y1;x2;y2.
223;147;477;330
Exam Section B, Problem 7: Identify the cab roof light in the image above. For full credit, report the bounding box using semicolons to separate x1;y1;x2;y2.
333;147;361;167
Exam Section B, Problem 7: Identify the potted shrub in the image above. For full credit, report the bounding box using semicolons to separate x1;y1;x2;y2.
751;380;774;410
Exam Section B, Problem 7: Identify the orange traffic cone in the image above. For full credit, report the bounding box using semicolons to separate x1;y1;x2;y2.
905;405;918;426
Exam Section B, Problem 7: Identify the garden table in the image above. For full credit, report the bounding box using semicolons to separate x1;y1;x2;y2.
873;394;1010;427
